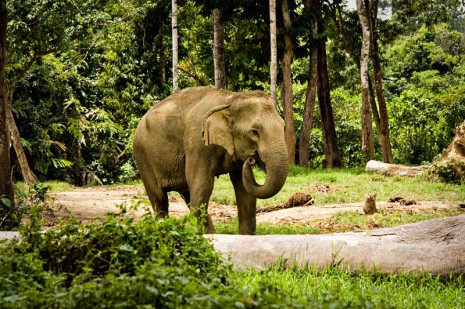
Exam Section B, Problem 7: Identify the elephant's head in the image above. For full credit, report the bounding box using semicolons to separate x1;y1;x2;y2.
203;90;288;199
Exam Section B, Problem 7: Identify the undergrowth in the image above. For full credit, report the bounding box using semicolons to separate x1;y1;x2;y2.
0;204;358;308
1;205;235;308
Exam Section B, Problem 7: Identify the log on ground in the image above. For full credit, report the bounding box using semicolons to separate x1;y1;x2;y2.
209;215;465;276
365;160;429;176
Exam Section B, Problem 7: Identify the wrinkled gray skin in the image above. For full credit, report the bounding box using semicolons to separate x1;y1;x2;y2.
133;86;288;234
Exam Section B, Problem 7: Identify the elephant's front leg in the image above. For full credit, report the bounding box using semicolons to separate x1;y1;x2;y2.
230;170;257;235
185;156;216;233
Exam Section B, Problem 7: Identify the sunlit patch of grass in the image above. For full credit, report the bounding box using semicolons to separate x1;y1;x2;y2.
256;223;321;235
15;181;75;195
210;167;465;208
231;266;465;308
215;218;322;235
43;181;75;192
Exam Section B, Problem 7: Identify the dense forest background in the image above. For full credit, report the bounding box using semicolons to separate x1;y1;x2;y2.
2;0;465;186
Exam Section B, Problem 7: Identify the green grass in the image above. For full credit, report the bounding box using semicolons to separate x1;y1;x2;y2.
212;166;465;234
211;165;465;207
232;266;465;308
32;167;465;235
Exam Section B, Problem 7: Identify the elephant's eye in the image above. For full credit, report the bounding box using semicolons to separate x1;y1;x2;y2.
250;129;259;139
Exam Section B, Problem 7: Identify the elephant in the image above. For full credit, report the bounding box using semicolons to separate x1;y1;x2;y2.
133;86;288;235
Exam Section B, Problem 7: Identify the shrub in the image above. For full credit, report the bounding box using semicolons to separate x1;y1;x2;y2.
0;206;235;308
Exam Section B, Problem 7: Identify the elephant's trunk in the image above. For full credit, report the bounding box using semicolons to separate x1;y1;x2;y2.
242;144;288;199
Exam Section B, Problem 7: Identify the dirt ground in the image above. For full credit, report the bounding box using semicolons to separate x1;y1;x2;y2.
47;186;456;227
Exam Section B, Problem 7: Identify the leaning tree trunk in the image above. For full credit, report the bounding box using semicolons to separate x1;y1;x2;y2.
0;0;14;202
209;215;465;276
269;0;277;104
357;0;374;163
213;8;226;89
281;0;296;165
171;0;179;92
299;0;318;167
5;99;39;184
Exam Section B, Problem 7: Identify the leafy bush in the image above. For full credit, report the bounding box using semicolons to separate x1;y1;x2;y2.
1;183;50;231
431;159;465;184
0;205;237;308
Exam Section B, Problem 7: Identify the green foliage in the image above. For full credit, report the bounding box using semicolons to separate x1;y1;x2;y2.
432;159;465;184
0;183;50;231
5;0;465;185
386;24;465;164
0;208;237;307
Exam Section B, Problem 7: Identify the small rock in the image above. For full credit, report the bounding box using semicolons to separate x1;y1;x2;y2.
388;196;404;203
400;199;417;206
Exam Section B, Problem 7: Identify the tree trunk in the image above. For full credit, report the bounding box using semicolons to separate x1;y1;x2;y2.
171;0;179;92
357;0;374;163
299;0;318;167
209;215;465;276
369;1;393;163
269;0;277;103
160;23;167;86
281;0;296;165
366;160;428;176
5;98;39;184
213;8;226;89
317;11;343;168
0;0;14;202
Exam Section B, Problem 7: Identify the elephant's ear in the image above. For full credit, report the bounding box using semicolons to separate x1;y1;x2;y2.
203;105;234;156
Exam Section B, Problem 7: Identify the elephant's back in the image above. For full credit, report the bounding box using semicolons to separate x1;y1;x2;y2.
152;87;231;116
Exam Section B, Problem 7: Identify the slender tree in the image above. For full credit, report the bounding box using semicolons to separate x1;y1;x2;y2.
281;0;296;165
0;0;13;203
369;0;393;163
172;0;179;92
299;0;318;167
213;8;226;89
316;5;343;168
269;0;277;103
356;0;374;163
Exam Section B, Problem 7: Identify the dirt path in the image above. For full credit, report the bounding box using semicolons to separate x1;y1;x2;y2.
48;186;454;225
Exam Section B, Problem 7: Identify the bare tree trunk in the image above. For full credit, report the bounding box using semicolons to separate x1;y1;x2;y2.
357;0;374;163
281;0;296;165
160;23;167;86
172;0;179;92
5;97;38;184
213;8;226;89
317;11;343;168
299;0;318;167
269;0;277;103
369;0;393;163
0;0;14;202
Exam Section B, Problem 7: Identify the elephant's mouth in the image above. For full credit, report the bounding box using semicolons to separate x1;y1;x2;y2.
247;152;266;172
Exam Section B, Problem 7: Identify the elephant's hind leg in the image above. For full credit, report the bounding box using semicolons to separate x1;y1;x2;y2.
136;158;169;217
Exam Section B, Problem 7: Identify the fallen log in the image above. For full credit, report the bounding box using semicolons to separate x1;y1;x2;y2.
209;215;465;276
365;160;429;176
